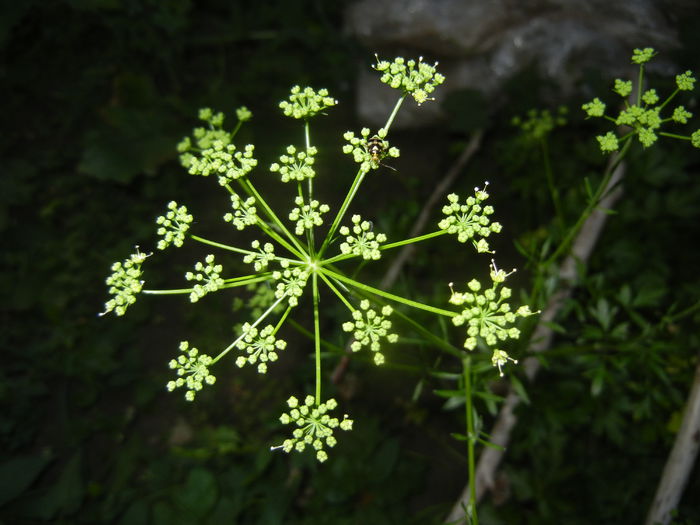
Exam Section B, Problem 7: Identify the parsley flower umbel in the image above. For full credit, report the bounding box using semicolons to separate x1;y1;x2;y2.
270;145;318;182
339;214;387;260
448;260;534;375
582;47;699;153
166;341;216;401
342;300;398;365
185;254;224;303
288;197;330;235
101;248;150;316
279;86;337;119
374;55;445;105
156;201;193;250
235;324;286;374
224;193;258;230
439;183;502;252
272;396;353;463
187;142;258;186
243;240;275;271
273;264;309;307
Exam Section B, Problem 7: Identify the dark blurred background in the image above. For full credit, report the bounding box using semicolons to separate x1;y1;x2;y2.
2;1;700;523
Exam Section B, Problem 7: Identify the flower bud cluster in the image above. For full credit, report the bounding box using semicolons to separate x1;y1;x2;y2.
511;107;567;142
224;193;258;230
288;196;330;235
186;141;258;186
156;201;193;250
374;56;445;105
270;145;317;182
279;86;337;120
243;240;275;271
342;300;398;365
235;323;286;374
339;214;387;260
185;254;224;303
273;395;353;463
582;47;699;152
101;248;150;316
448;262;534;375
439;184;502;252
272;263;309;307
166;341;216;401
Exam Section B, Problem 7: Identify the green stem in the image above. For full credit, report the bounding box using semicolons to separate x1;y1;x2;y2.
383;94;407;133
541;138;564;228
658;87;680;112
390;307;462;358
381;230;448;250
463;356;478;524
191;234;256;255
238;178;308;258
321;230;448;265
211;295;286;365
305;120;314;202
318;168;368;257
543;137;632;266
142;288;192;295
318;270;355;312
274;305;293;334
320;267;456;318
190;234;300;266
658;131;691;140
312;271;322;403
142;274;270;296
230;119;243;141
636;64;645;106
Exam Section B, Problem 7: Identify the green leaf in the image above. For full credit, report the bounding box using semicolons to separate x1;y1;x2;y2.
0;453;52;506
175;468;218;519
510;375;530;405
542;320;567;334
442;396;466;411
433;388;464;398
591;367;605;397
33;452;83;519
411;379;424;402
477;438;505;451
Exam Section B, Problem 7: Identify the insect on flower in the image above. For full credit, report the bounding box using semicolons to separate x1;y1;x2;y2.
366;135;396;171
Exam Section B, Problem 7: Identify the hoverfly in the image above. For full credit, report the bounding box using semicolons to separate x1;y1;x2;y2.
366;135;396;171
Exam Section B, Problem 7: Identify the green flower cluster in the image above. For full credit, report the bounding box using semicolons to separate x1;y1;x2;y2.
270;145;317;182
243;240;275;271
279;86;337;120
156;201;193;250
187;141;258;186
374;55;445;104
438;184;502;252
101;248;149;316
272;396;353;463
166;341;216;401
235;323;286;374
339;214;387;260
448;262;534;375
511;106;568;141
342;300;398;365
273;264;309;307
288;196;330;235
224;194;258;230
185;254;224;303
342;128;399;172
582;47;699;152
